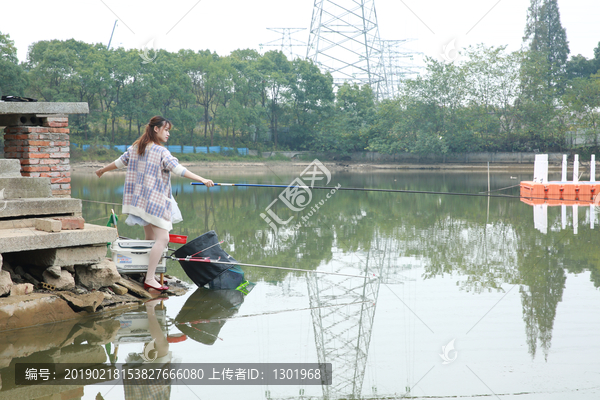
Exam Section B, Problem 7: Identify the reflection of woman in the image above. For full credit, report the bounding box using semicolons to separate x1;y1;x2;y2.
95;116;214;292
123;298;171;399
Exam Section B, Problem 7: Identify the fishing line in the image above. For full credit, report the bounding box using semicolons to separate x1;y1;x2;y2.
191;182;597;203
478;183;521;193
176;300;373;324
78;198;123;206
170;256;376;279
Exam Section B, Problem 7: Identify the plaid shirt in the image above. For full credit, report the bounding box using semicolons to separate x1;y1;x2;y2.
115;144;186;231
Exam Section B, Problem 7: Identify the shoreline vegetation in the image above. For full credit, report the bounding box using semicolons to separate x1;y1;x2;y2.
72;159;552;174
69;146;589;174
1;30;599;158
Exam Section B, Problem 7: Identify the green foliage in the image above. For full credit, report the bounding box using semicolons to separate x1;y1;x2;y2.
0;31;27;96
523;0;570;93
2;27;599;157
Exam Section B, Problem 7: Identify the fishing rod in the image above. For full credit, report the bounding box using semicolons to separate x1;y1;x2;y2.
191;181;600;203
191;182;523;200
169;255;376;279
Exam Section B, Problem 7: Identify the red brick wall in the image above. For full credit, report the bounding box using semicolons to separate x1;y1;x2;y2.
3;116;71;197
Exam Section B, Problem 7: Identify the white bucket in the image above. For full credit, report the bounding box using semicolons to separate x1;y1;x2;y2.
110;239;167;274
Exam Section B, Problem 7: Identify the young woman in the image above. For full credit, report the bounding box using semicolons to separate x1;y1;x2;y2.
96;116;214;292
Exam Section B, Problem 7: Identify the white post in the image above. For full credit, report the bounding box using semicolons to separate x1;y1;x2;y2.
573;205;578;235
534;204;548;234
533;154;548;183
562;204;567;230
591;205;595;230
562;154;567;181
573;154;579;182
591;155;596;182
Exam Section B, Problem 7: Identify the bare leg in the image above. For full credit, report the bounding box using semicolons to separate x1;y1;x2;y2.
143;224;155;240
145;299;169;358
144;224;169;289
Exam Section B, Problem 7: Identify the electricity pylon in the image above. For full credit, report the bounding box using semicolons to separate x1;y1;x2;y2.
306;0;386;98
381;39;423;98
260;28;307;61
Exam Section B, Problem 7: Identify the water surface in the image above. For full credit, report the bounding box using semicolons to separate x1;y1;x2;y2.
7;169;599;400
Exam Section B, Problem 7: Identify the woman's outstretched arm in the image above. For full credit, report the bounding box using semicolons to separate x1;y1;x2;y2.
95;162;118;178
183;169;214;187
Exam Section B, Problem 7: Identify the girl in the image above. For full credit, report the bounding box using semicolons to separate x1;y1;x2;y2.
96;116;214;292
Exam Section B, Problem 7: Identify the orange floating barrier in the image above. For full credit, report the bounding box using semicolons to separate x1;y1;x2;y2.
520;181;599;204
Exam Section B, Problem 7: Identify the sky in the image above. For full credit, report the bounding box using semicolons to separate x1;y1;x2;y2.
1;0;599;65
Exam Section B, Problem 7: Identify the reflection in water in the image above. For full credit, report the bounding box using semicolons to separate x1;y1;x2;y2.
0;316;120;400
122;299;172;400
518;230;566;361
73;171;600;396
174;287;253;345
308;236;388;399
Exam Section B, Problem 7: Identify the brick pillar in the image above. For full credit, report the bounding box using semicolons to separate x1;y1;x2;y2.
3;116;71;197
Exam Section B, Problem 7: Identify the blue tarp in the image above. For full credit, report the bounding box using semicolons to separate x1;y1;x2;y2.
75;144;250;156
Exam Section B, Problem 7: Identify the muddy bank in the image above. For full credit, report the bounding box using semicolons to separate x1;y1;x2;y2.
72;160;543;174
0;272;189;332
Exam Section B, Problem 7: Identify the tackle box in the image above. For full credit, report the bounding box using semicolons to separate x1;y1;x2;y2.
110;238;168;274
115;308;167;343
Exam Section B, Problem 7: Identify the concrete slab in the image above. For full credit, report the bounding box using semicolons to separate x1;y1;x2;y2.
0;197;81;219
0;177;52;199
0;224;117;253
13;245;107;268
0;214;83;230
0;293;82;332
0;102;89;115
0;159;21;178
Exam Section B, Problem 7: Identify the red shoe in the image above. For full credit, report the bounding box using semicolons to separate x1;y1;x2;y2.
144;282;169;291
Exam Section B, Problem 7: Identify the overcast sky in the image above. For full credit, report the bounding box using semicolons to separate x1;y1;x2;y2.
2;0;599;64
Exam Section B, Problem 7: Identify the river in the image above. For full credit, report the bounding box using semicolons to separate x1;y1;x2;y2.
3;167;598;400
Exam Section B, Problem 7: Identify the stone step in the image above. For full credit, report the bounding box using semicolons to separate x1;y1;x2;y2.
0;159;21;178
0;197;81;219
0;223;117;254
8;245;107;268
0;215;82;230
0;177;52;199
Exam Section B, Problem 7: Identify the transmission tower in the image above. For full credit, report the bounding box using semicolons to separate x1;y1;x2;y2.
306;236;390;399
260;28;307;61
381;39;423;98
306;0;386;98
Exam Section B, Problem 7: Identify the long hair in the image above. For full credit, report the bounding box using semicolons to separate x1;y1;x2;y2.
133;116;173;155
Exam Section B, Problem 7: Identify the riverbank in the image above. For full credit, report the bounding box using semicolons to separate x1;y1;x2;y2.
72;160;548;174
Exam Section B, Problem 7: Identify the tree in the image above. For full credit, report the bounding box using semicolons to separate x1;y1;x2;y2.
259;51;292;149
283;58;334;149
523;0;570;93
185;50;229;146
563;75;600;146
0;31;27;97
566;42;600;80
229;49;269;144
